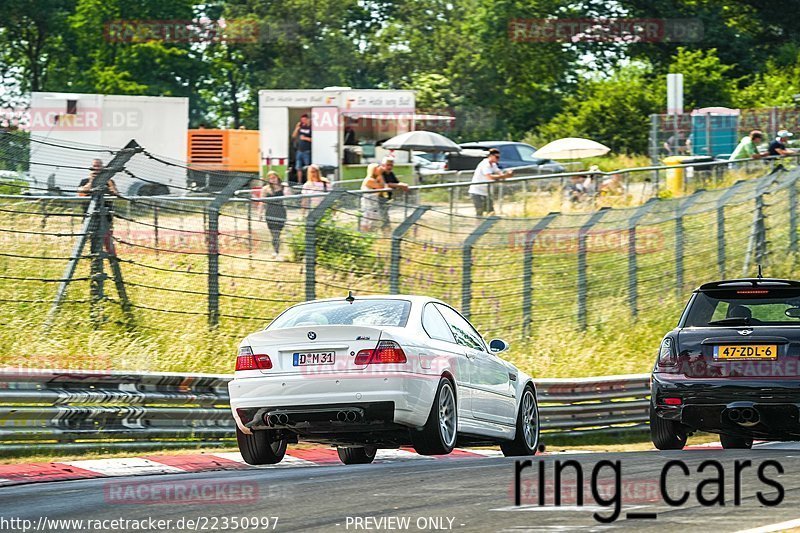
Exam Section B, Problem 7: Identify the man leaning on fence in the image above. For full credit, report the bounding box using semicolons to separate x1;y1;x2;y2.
468;148;511;216
729;130;767;161
768;130;797;157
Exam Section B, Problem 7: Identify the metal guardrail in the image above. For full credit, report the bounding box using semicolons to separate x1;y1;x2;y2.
0;369;650;453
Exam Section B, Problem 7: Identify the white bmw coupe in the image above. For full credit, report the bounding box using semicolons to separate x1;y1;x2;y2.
229;294;539;465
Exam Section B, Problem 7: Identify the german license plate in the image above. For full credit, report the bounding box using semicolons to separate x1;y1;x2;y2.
293;351;335;366
714;345;777;360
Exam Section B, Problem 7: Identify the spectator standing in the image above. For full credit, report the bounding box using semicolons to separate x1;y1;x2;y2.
292;114;312;183
261;171;287;258
360;163;387;232
729;130;766;161
768;130;797;157
301;164;329;209
565;175;587;204
379;157;409;230
78;158;119;197
468;148;511;216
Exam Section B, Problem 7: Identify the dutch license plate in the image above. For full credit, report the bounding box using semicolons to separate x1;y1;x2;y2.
293;351;335;366
714;345;778;360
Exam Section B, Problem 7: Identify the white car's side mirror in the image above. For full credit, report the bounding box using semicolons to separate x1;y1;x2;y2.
489;338;509;353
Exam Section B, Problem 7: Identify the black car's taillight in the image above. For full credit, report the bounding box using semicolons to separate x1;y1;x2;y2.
657;337;677;367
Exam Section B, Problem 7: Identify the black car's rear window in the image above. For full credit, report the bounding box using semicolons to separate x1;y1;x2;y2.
684;289;800;326
268;299;411;329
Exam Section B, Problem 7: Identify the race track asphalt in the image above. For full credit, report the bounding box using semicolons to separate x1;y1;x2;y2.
3;444;800;532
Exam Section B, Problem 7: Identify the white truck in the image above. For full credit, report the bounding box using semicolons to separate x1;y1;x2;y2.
28;92;189;195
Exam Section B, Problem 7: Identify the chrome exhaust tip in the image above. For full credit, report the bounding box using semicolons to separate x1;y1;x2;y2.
728;408;741;422
337;411;348;422
277;413;289;425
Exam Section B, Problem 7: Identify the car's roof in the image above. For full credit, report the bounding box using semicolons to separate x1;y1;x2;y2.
459;141;526;147
697;278;800;291
292;294;447;306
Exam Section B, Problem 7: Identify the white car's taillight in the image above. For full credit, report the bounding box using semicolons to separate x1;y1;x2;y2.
657;338;676;367
236;346;273;371
355;340;407;365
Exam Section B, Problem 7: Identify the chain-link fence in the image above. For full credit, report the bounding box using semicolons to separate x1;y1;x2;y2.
1;131;799;366
649;107;800;162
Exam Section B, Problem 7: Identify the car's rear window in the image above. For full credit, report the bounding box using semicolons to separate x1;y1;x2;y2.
684;289;800;326
268;300;411;329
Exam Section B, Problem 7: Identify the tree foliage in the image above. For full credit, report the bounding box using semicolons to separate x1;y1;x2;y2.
2;0;800;153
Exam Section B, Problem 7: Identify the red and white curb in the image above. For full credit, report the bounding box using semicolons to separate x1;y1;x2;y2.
0;448;504;488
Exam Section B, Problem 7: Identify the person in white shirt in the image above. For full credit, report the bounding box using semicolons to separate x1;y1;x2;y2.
468;148;512;216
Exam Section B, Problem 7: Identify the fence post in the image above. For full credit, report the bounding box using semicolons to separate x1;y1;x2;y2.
305;190;346;301
462;216;500;320
207;174;251;328
521;213;557;337
743;174;777;276
789;173;799;254
577;208;609;330
716;180;746;278
390;206;430;294
153;205;159;258
674;190;705;297
47;140;142;325
627;199;658;319
247;200;253;259
649;114;660;165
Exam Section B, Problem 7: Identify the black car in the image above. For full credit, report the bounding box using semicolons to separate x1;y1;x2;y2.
447;141;566;174
651;277;800;450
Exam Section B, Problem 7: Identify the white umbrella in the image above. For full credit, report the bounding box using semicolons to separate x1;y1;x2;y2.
534;137;610;160
382;130;461;153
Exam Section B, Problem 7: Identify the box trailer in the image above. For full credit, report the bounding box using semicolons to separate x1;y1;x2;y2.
258;88;419;184
28;92;188;195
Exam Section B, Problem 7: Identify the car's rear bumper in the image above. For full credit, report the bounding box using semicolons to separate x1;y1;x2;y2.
651;373;800;438
229;372;439;433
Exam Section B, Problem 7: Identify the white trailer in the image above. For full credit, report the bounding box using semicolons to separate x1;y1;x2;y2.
258;88;418;182
28;92;189;195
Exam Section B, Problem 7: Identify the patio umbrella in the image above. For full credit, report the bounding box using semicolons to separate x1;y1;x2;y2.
534;137;610;160
381;130;461;153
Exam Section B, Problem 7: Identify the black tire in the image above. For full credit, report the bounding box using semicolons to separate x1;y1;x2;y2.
410;377;457;455
501;385;540;457
720;433;753;449
650;406;687;450
236;427;288;465
337;446;377;465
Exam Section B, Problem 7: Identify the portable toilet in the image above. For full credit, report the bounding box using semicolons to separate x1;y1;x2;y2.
690;107;739;158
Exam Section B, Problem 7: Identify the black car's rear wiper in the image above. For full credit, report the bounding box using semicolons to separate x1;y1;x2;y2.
707;317;751;326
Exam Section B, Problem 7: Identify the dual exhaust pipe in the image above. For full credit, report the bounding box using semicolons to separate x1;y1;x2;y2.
264;409;364;427
727;407;760;426
336;410;363;423
267;413;289;426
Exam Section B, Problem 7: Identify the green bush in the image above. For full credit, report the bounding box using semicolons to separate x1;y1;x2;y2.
288;212;383;275
0;178;28;195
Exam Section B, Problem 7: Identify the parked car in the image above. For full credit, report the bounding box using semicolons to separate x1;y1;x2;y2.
448;141;566;174
651;277;800;450
229;294;540;465
412;151;447;176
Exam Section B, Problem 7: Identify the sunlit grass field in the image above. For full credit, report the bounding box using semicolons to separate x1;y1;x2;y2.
0;166;797;379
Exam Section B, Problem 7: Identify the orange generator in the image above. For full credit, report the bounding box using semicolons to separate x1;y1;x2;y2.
187;128;260;190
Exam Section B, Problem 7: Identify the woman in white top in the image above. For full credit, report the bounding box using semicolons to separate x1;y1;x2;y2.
360;163;387;232
301;165;329;209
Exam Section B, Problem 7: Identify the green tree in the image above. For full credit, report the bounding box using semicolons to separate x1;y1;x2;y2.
533;63;660;153
0;0;75;93
667;47;738;110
